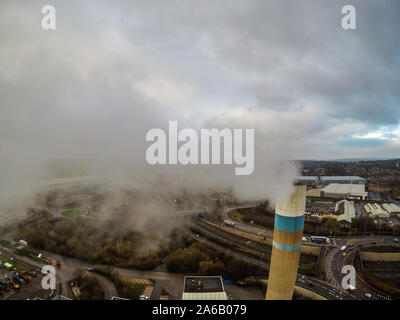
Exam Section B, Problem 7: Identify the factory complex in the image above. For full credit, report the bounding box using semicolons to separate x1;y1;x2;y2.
302;176;400;225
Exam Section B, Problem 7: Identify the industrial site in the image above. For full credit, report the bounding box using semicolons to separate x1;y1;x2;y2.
1;158;400;301
1;0;400;311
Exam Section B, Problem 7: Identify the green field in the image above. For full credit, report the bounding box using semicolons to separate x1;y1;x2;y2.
0;254;27;270
61;209;86;217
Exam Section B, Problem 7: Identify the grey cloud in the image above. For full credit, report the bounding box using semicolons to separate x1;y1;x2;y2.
0;0;399;206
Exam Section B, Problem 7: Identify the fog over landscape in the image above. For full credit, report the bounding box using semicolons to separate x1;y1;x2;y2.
1;1;399;212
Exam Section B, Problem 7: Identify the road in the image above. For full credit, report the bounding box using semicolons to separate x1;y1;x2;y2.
324;236;396;300
190;229;351;300
2;203;399;300
221;206;273;238
211;205;399;300
190;212;353;300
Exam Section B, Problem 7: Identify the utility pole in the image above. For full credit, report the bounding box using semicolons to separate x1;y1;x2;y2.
363;219;367;237
378;220;382;237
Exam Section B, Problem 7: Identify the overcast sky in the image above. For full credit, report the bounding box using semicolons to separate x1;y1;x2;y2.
1;0;399;166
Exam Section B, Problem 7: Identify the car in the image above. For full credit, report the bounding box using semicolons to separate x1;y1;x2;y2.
19;272;30;283
342;252;346;257
237;280;247;287
365;293;372;299
26;270;37;277
139;295;149;300
307;282;314;287
348;285;356;292
394;239;399;243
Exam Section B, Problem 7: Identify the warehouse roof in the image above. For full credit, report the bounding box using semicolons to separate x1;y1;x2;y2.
322;183;366;194
336;200;356;223
382;203;400;214
296;176;366;184
364;203;390;218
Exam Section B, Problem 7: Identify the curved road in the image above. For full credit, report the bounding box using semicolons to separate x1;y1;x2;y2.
217;205;398;300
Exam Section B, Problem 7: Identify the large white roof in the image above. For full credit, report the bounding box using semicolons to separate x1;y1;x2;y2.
382;203;400;213
364;203;390;218
322;183;366;195
336;200;356;223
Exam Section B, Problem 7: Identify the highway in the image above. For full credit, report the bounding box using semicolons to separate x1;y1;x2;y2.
190;211;353;300
324;236;396;300
1;202;398;300
198;205;399;300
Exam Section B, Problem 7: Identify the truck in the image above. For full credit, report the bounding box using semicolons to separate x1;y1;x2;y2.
311;236;327;244
13;273;25;285
19;272;30;283
4;262;15;271
8;276;20;289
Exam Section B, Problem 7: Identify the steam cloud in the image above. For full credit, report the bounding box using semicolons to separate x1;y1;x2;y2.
5;1;399;221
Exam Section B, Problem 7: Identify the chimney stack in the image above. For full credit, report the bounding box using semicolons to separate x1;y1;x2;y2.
266;183;306;300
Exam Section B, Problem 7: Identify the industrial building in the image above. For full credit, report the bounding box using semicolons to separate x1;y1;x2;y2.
266;183;306;300
335;200;356;224
382;203;400;215
297;176;366;186
182;276;227;300
320;183;368;200
364;203;390;218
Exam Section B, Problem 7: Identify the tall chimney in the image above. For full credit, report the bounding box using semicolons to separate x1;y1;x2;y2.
266;183;306;300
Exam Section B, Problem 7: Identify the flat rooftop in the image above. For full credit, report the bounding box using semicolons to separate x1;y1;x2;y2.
322;183;366;194
184;276;224;293
182;276;227;300
297;176;366;183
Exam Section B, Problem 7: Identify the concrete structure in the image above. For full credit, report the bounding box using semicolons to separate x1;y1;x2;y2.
266;183;306;300
182;276;227;300
320;183;368;200
297;176;366;186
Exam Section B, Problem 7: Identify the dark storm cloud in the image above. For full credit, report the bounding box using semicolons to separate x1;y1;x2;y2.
109;0;400;139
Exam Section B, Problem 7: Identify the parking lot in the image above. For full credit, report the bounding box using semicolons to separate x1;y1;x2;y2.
0;256;51;300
